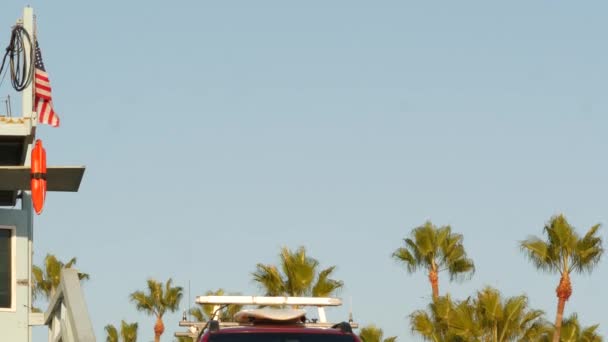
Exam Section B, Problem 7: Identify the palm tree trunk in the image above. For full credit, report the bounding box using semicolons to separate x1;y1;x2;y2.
428;268;439;300
154;316;165;342
552;272;572;342
552;297;566;342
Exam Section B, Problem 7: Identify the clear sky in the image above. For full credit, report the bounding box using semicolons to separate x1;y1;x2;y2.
2;1;607;341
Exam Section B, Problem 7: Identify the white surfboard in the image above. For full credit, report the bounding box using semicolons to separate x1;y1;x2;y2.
234;308;307;323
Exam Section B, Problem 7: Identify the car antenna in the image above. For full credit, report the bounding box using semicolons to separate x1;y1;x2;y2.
348;296;353;323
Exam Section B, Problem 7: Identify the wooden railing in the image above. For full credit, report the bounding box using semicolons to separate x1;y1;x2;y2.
41;268;96;342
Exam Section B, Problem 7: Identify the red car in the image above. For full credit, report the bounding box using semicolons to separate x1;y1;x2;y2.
180;296;361;342
197;322;361;342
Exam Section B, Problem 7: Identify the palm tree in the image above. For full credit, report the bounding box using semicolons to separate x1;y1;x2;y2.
130;278;183;342
559;314;603;342
520;214;604;342
252;246;344;297
392;221;475;300
538;313;603;342
409;294;467;342
189;289;242;322
105;320;138;342
472;287;550;342
359;325;397;342
32;254;90;301
410;289;551;342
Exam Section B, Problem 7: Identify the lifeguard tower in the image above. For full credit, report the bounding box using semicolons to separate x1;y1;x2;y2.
0;7;94;341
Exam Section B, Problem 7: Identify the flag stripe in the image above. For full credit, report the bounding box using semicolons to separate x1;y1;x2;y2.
34;40;60;127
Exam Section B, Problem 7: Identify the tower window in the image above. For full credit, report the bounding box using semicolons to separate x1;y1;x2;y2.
0;228;13;309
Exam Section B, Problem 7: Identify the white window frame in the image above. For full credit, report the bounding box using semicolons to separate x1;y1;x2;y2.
0;225;16;312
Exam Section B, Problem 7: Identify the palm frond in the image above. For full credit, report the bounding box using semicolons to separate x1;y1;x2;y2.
519;319;553;342
120;320;138;342
476;287;502;324
104;324;118;342
280;246;317;296
558;313;604;342
32;254;88;302
520;238;557;273
190;306;207;322
252;246;342;298
32;265;50;300
162;278;183;313
312;266;344;297
413;222;438;260
446;254;475;281
405;238;424;265
392;246;418;273
64;257;78;269
574;224;604;273
77;271;90;281
450;298;480;340
359;324;383;342
44;254;63;291
130;290;156;315
252;264;285;296
580;324;602;342
409;310;439;341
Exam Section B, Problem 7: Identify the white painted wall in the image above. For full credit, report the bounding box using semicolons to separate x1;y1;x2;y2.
0;195;33;342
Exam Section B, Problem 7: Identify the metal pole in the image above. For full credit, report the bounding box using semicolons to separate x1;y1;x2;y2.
21;8;35;342
317;307;327;323
21;7;35;127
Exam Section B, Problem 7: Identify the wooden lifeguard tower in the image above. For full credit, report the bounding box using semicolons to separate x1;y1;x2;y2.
0;7;94;341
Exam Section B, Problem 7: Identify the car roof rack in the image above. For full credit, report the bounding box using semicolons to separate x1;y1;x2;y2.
180;320;359;330
178;320;359;335
196;296;343;323
196;296;342;307
177;295;358;339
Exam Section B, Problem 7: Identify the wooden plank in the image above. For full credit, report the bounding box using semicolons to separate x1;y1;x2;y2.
29;312;46;326
0;166;85;191
47;167;86;191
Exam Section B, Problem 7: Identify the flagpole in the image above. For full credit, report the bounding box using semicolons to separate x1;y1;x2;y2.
21;6;35;129
18;11;36;338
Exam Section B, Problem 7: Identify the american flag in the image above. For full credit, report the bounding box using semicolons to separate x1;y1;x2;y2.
34;40;60;127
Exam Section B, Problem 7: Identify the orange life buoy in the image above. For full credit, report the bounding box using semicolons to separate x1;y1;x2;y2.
31;139;47;214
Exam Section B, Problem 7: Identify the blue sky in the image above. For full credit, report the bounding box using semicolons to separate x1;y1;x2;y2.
2;1;607;341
